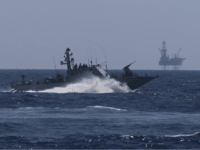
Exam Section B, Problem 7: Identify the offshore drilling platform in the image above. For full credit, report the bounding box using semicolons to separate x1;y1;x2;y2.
159;41;186;70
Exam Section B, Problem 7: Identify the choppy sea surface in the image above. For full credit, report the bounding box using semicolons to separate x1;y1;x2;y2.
0;69;200;149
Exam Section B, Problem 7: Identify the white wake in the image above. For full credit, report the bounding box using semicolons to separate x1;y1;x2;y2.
27;76;132;93
88;105;127;111
165;132;200;137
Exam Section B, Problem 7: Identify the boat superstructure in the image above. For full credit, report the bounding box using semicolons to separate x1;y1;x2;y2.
11;48;109;92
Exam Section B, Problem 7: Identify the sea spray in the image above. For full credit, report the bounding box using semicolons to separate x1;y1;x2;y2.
27;76;131;93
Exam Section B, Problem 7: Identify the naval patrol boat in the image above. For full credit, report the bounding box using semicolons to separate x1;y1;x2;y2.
11;48;158;92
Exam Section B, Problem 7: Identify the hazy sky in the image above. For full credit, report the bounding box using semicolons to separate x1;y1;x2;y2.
0;0;200;70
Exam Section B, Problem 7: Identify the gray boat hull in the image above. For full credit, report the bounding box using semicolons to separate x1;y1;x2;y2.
11;66;107;92
112;76;158;90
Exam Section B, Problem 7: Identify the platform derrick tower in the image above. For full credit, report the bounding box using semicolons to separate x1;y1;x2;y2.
158;41;186;70
159;41;170;70
169;48;186;70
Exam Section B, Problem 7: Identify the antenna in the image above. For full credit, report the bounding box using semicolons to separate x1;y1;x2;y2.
162;41;166;49
16;68;25;82
88;40;108;72
90;48;93;66
94;48;97;65
87;50;90;66
17;68;23;76
52;56;57;73
177;48;181;57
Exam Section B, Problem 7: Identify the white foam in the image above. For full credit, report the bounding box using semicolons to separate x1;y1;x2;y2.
0;106;125;118
165;132;200;137
88;105;127;111
121;135;134;140
1;88;16;93
27;76;131;93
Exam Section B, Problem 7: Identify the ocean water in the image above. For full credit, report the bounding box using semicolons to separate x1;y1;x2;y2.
0;69;200;149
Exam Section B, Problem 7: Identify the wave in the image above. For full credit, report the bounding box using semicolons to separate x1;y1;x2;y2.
27;76;131;94
165;132;200;137
1;133;200;149
0;106;126;111
88;105;127;111
1;88;16;93
0;105;127;118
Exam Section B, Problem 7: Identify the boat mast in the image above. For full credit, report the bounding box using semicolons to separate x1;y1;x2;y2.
65;48;72;71
60;48;73;75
